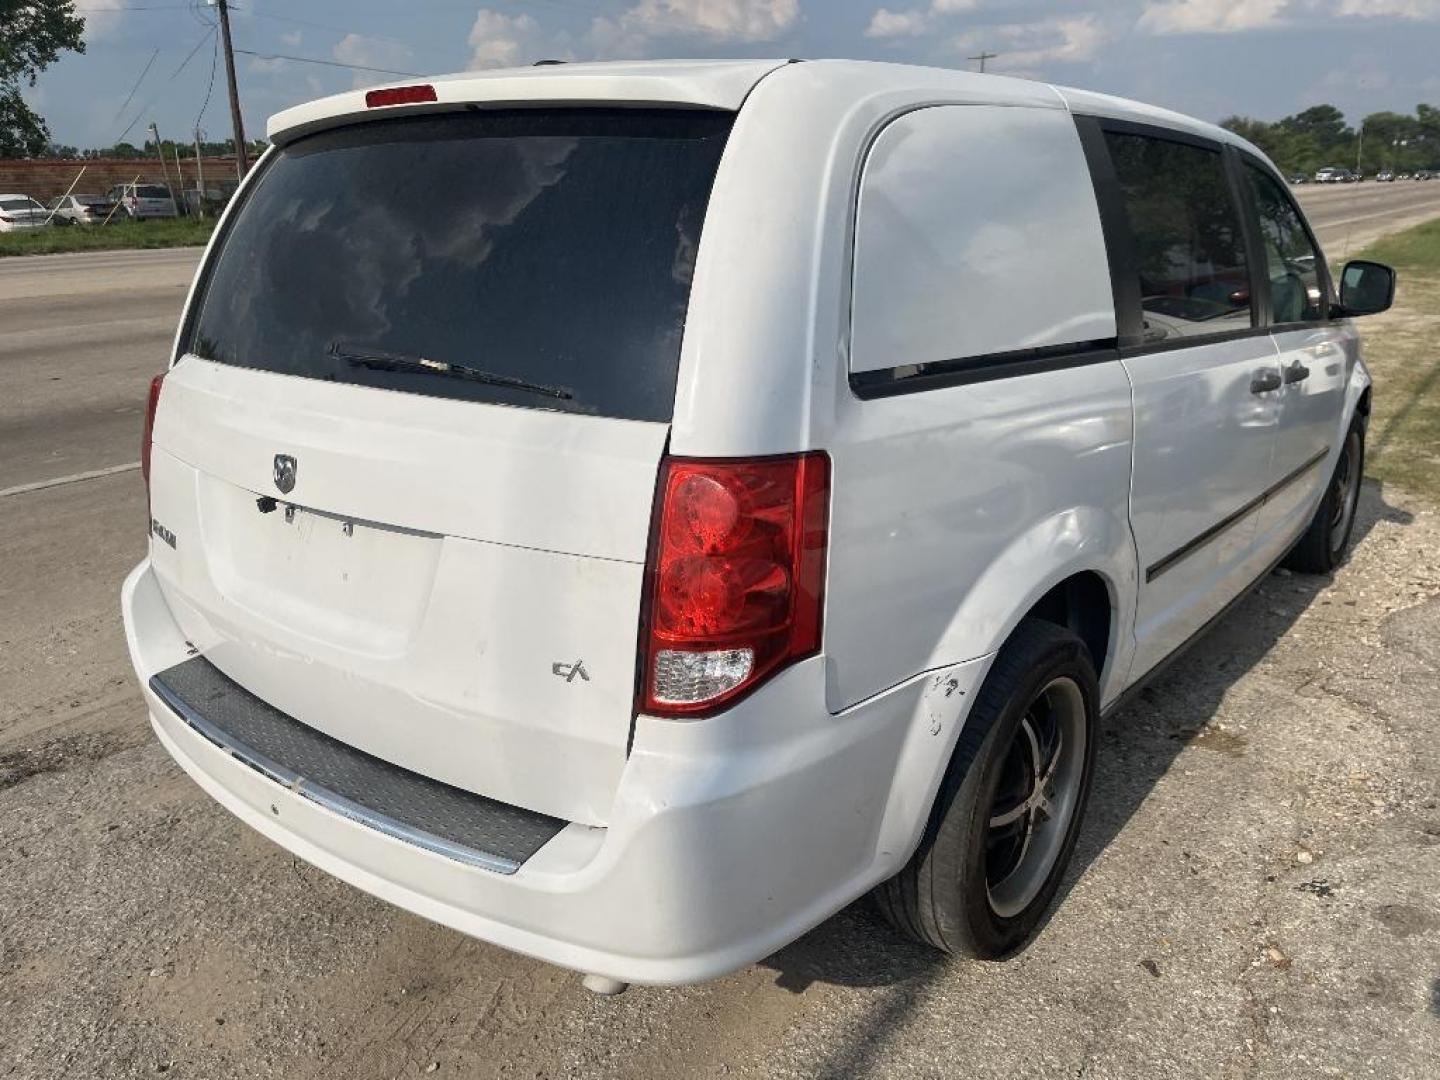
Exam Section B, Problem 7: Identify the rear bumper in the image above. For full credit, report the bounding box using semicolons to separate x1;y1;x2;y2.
123;558;990;984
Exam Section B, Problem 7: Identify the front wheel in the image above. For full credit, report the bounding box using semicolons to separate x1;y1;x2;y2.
875;619;1098;958
1283;419;1364;574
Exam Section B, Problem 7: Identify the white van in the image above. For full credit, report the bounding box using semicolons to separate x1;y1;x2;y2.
122;60;1395;990
107;181;178;220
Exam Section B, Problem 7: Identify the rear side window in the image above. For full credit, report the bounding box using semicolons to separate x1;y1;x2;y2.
1244;164;1327;323
136;185;170;198
185;110;734;423
850;105;1116;382
1104;132;1254;341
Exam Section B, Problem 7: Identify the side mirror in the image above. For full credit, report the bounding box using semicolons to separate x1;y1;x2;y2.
1337;259;1396;317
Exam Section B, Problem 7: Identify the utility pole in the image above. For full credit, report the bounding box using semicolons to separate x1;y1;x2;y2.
194;128;206;220
214;0;248;178
968;50;998;73
1354;119;1364;175
173;142;188;215
149;120;181;214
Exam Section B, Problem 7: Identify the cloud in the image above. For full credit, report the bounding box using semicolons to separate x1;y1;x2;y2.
1136;0;1437;36
78;0;126;41
590;0;800;57
948;14;1111;70
280;30;303;48
1137;0;1288;35
332;33;416;88
468;9;548;68
866;0;976;39
865;8;931;38
1334;0;1440;16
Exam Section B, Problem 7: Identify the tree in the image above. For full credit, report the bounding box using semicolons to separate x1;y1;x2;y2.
1416;104;1440;168
1357;111;1418;172
1279;104;1351;153
0;0;86;158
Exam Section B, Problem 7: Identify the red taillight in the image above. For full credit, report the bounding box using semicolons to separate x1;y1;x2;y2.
641;453;830;716
141;373;165;508
365;84;437;108
0;215;13;223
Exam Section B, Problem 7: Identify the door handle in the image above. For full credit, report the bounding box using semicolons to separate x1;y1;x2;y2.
1250;370;1283;393
1283;361;1311;384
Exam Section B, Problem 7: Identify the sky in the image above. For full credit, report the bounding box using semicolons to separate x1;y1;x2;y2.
25;0;1440;151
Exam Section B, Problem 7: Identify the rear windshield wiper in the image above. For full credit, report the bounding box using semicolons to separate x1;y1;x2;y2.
328;342;574;401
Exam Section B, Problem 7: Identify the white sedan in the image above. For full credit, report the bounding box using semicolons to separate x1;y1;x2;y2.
0;195;51;231
48;194;118;225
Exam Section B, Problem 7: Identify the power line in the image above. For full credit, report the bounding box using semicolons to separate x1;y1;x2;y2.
110;48;158;125
114;26;215;144
194;26;219;132
233;48;420;77
166;27;213;78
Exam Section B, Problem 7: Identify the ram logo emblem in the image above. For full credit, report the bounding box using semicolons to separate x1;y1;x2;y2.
272;454;298;495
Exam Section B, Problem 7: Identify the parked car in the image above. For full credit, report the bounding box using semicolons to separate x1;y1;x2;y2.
48;193;118;225
1376;169;1395;182
0;194;51;231
1314;166;1341;182
123;59;1395;992
1416;170;1434;181
106;182;178;219
1287;171;1307;184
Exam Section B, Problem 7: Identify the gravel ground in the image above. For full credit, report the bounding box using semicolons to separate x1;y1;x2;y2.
2;475;1438;1079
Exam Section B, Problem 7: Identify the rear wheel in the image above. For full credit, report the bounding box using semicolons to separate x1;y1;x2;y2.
875;619;1098;958
1282;419;1364;574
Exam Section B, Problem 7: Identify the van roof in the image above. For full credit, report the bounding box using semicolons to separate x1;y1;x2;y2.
265;58;1266;166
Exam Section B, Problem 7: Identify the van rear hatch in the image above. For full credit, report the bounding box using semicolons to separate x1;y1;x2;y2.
148;109;733;825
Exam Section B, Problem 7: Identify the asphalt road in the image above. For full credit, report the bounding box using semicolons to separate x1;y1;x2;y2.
0;248;196;493
3;182;1440;1079
1294;179;1440;257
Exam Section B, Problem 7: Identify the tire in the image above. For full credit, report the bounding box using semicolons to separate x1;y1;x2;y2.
1282;417;1364;575
875;618;1099;959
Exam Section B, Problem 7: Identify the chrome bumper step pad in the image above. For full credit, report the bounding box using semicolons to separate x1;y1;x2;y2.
150;657;567;874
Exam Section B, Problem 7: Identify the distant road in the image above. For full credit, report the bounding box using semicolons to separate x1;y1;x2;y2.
0;247;198;493
1295;180;1440;256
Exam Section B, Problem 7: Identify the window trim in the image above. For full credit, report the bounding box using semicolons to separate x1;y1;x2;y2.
1079;116;1265;355
850;339;1120;399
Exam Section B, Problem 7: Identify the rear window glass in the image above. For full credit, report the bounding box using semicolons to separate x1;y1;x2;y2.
185;109;734;422
1;198;40;211
136;185;171;198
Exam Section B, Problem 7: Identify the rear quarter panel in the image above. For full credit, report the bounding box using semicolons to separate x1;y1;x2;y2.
825;368;1136;709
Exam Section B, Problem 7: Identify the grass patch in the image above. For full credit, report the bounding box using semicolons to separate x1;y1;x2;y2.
1356;216;1440;274
0;217;215;257
1351;218;1440;502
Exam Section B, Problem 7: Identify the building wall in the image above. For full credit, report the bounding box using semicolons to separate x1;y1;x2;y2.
0;158;243;201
